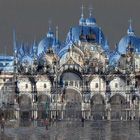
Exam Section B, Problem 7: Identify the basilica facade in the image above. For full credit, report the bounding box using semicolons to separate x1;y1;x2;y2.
0;9;140;121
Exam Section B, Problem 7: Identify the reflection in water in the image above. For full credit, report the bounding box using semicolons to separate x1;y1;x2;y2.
0;121;140;140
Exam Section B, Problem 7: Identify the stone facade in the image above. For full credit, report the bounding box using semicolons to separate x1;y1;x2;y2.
0;9;140;121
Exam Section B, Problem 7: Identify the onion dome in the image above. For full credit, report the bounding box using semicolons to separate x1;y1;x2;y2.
79;17;86;26
46;30;54;38
86;7;96;26
38;27;61;55
66;25;107;50
86;17;96;26
79;5;86;26
118;20;140;54
65;6;108;50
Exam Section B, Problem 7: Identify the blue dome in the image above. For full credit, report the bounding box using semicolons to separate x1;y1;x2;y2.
118;24;140;54
79;17;86;26
86;17;96;26
66;25;108;50
46;30;54;38
38;31;61;55
118;35;140;54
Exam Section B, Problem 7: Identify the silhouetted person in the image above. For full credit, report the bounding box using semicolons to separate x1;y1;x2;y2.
1;117;5;133
52;115;55;124
81;117;85;127
45;118;49;130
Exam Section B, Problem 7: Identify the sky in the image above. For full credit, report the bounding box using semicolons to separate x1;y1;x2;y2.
0;0;140;55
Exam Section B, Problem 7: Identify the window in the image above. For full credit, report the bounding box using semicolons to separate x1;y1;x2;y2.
95;83;98;88
25;84;28;89
135;81;138;88
127;80;130;86
115;83;118;88
65;81;68;86
44;83;46;88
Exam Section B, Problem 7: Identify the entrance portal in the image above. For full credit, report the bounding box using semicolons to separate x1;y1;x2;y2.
19;94;31;121
91;94;105;120
64;88;82;119
110;94;126;120
38;94;50;119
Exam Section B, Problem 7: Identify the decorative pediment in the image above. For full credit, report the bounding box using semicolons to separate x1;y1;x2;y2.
67;57;77;65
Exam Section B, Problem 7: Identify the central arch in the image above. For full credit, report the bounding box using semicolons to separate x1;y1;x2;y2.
37;94;50;119
91;94;105;120
64;88;82;119
110;94;126;120
19;94;32;121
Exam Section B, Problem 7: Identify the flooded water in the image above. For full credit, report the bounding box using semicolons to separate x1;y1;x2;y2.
0;121;140;140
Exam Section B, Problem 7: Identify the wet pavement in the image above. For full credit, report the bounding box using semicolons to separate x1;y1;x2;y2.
0;120;140;140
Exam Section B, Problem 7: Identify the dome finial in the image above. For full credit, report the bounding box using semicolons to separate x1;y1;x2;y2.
80;4;84;18
89;6;93;17
127;18;135;36
48;20;52;31
79;4;86;26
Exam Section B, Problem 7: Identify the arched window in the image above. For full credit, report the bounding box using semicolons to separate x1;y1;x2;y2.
95;83;98;88
25;84;28;89
135;81;138;88
44;83;46;88
115;83;118;88
127;80;130;85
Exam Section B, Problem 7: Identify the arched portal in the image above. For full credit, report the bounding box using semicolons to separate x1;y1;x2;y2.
64;88;82;119
19;94;31;121
37;94;50;119
91;94;105;120
110;94;126;120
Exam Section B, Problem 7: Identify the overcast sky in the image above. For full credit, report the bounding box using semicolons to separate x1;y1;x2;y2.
0;0;140;55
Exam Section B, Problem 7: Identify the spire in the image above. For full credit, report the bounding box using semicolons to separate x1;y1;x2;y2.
33;39;37;51
47;20;54;38
48;20;52;31
55;26;59;41
13;29;17;52
33;39;37;60
127;18;135;36
79;4;86;26
70;27;73;41
99;27;102;44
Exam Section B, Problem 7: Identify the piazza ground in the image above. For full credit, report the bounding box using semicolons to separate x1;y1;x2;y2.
0;120;140;140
